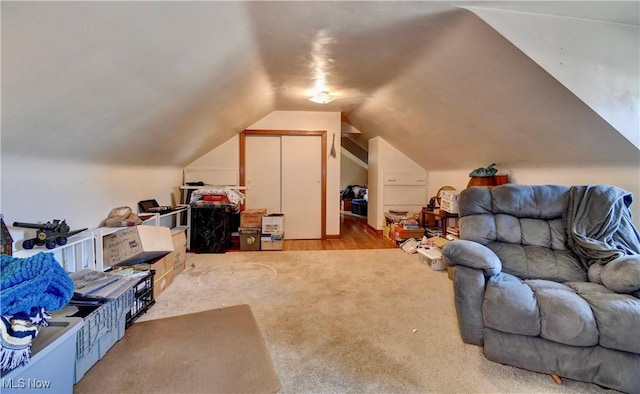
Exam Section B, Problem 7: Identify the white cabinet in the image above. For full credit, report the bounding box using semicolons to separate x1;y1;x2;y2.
383;170;427;186
382;170;427;214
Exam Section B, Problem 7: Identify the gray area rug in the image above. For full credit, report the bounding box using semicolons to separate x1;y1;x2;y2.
74;305;279;394
134;249;613;393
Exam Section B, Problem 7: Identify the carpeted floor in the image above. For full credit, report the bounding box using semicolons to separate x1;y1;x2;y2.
134;249;615;394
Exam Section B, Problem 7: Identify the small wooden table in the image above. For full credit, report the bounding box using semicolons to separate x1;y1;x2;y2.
421;208;458;237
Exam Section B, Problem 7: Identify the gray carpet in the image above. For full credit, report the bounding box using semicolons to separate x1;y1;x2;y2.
136;249;615;393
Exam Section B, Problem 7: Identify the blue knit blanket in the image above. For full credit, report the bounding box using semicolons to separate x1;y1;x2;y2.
1;253;74;371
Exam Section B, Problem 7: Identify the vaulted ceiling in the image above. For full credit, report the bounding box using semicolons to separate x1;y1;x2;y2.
2;1;638;171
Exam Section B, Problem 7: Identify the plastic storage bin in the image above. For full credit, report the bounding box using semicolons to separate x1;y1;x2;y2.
1;317;83;393
74;287;134;383
351;199;368;216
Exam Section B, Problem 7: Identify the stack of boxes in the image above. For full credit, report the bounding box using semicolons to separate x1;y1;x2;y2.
238;209;284;251
239;209;266;251
103;225;188;299
261;214;284;250
238;209;285;251
440;190;459;214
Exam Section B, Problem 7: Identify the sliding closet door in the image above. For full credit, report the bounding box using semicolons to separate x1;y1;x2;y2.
281;135;322;239
245;135;281;214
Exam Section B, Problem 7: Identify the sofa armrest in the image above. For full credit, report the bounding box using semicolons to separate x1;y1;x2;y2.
442;240;502;276
453;265;488;345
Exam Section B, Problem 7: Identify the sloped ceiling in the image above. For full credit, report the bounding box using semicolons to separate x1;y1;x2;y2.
2;1;638;170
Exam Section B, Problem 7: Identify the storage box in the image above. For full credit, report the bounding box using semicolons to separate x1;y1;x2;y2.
440;198;459;214
126;271;155;328
351;199;367;216
154;267;174;299
240;227;261;251
262;213;284;234
115;253;172;280
428;236;449;249
393;227;425;242
114;254;174;298
383;220;392;239
241;209;268;228
171;229;187;275
417;247;447;271
103;225;174;267
440;190;459;202
74;286;133;383
261;232;283;251
2;317;83;394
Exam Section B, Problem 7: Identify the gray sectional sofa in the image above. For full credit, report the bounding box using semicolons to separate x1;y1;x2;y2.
442;184;640;393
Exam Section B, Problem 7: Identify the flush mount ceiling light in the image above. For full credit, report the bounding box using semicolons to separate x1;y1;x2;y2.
309;90;336;104
307;30;337;105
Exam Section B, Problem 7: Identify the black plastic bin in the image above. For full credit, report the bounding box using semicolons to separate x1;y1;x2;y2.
351;199;368;216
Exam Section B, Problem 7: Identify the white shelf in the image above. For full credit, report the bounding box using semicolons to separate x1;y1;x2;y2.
13;230;96;273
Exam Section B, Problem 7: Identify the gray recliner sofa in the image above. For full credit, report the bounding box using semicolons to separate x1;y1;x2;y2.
442;184;640;393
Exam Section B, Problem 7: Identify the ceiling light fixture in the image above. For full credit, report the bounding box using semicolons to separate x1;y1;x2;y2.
309;90;336;104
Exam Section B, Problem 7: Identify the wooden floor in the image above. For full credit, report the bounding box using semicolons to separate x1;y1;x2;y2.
282;212;397;251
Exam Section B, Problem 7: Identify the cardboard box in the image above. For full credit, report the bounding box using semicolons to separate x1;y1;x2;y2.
393;226;425;242
417;248;447;271
154;265;175;299
383;220;392;239
440;190;459;202
115;253;173;280
447;266;455;281
240;209;267;228
103;225;174;267
261;232;283;251
440;198;459;214
262;214;284;234
171;229;187;275
240;227;261;251
428;236;449;249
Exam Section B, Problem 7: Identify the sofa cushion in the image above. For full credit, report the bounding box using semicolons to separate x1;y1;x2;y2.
488;243;586;282
567;282;640;354
458;187;492;216
526;280;598;346
491;184;569;219
459;214;495;245
483;273;540;336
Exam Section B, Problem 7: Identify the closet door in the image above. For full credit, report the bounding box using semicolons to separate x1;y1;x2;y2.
281;135;322;239
245;135;281;214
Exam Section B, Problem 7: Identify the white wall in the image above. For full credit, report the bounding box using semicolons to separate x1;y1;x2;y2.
368;137;427;230
186;134;239;170
427;164;640;227
340;149;368;190
1;154;182;242
467;7;640;148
